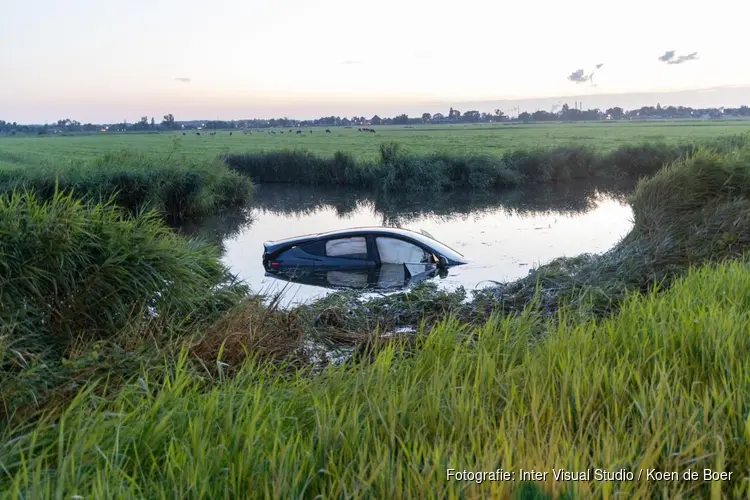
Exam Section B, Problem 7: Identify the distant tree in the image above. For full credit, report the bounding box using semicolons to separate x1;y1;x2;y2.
371;115;382;125
162;113;176;128
462;110;480;122
606;107;624;119
392;114;409;125
518;112;531;123
421;112;431;123
150;117;155;128
433;112;444;121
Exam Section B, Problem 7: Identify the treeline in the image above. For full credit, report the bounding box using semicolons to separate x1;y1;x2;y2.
3;104;750;135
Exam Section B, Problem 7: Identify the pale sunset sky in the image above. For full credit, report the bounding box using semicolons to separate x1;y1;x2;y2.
2;0;749;123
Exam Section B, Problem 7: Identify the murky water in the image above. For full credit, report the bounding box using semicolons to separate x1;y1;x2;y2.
177;181;636;306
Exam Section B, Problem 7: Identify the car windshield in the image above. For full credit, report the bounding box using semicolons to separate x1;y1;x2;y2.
404;230;465;261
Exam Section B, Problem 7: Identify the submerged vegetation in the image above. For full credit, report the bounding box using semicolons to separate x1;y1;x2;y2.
223;134;750;192
2;132;750;496
0;150;254;221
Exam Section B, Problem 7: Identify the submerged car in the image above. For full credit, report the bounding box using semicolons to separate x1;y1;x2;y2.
262;227;467;290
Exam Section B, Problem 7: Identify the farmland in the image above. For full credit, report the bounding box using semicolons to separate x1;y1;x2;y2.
2;120;750;166
2;119;750;497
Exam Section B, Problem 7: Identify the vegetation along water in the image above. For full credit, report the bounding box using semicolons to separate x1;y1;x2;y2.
1;122;750;497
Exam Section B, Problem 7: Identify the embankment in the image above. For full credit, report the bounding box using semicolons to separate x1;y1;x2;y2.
2;141;750;497
0;150;254;221
223;134;750;192
2;262;749;498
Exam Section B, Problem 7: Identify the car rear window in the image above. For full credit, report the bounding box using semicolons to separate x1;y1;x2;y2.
325;237;368;260
299;241;325;257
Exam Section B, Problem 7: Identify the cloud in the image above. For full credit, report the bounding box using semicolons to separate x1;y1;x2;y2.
174;77;191;83
341;60;362;65
658;50;698;65
567;63;603;85
567;69;589;83
658;50;676;62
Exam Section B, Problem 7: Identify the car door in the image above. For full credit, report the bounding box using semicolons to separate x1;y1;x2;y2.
374;236;438;282
318;235;377;269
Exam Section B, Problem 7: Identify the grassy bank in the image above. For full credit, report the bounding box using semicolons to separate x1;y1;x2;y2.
0;150;254;221
223;135;750;192
472;145;750;319
3;140;750;497
0;190;248;420
2;261;749;498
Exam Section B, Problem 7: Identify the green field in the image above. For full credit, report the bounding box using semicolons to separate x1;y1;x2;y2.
3;122;750;497
2;120;750;166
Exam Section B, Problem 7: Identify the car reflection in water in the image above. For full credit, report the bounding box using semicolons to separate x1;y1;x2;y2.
265;263;450;292
262;226;467;292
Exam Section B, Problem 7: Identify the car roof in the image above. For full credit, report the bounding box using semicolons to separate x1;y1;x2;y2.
263;226;466;261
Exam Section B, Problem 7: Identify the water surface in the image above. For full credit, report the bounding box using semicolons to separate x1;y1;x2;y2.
178;182;635;306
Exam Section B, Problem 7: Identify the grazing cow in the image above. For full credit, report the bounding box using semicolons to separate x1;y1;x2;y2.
325;129;331;134
296;130;302;135
229;132;232;135
182;132;186;135
196;132;200;135
358;128;361;132
370;129;376;133
289;129;293;133
280;131;284;134
309;130;312;134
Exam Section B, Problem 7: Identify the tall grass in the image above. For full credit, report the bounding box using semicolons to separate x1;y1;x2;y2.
223;134;750;192
3;138;750;497
0;190;248;418
0;150;255;221
2;261;749;498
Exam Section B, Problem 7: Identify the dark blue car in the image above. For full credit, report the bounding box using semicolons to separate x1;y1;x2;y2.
262;227;468;290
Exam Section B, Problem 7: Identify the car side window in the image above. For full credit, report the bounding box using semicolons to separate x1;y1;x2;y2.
325;237;369;260
376;237;431;264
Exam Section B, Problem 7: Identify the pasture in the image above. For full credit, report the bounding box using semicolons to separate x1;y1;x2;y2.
2;120;750;167
3;121;750;497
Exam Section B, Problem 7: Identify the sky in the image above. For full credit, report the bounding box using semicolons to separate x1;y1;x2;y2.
2;0;750;123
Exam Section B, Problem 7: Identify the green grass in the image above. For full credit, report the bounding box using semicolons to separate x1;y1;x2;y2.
3;121;750;166
3;127;750;497
472;145;750;319
0;189;247;408
0;150;254;220
2;260;749;498
223;136;750;192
